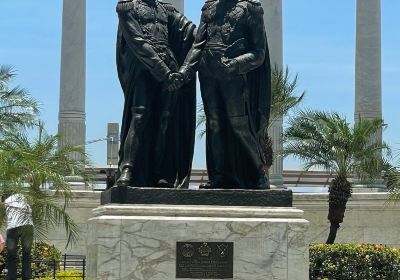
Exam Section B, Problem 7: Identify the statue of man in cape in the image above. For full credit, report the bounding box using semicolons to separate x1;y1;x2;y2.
115;0;196;188
178;0;272;189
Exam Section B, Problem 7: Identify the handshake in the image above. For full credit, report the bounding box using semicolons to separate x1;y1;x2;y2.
165;72;185;92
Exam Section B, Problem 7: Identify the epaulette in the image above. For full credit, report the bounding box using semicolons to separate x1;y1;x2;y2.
202;0;217;11
116;0;134;13
239;0;261;6
158;0;178;13
240;0;263;16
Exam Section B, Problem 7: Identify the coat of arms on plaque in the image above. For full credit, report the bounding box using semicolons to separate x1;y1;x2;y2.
217;244;229;258
181;244;195;258
198;242;212;257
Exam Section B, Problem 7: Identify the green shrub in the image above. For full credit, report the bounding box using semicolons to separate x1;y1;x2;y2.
310;244;400;280
55;270;83;279
34;270;83;279
0;241;62;277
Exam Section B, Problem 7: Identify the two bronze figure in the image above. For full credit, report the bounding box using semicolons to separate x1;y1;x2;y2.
115;0;271;190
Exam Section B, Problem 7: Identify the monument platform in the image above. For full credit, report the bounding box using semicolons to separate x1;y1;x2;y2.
88;189;309;280
101;187;293;207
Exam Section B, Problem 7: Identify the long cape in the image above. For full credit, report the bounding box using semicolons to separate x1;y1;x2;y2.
116;10;196;188
248;36;272;144
167;13;197;188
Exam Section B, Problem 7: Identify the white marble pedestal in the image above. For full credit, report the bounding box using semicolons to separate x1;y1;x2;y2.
87;205;309;280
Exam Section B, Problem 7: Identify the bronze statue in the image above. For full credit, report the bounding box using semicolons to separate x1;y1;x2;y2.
115;0;196;188
179;0;272;189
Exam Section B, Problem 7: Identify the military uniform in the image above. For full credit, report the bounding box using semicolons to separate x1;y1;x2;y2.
180;0;271;189
116;0;196;187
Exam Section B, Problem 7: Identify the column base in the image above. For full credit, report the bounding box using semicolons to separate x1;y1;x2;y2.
65;175;86;190
270;175;285;188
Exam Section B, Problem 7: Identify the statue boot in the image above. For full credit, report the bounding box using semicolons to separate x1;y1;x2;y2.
116;167;132;187
117;107;148;187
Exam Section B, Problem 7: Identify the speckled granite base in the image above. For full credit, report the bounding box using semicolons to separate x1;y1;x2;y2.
87;205;309;280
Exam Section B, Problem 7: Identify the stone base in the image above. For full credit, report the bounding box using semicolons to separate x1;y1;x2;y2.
65;175;86;190
101;187;293;207
87;205;309;280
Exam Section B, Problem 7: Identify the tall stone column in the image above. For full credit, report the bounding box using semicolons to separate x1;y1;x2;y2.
355;0;382;126
169;0;184;12
262;0;284;186
59;0;86;156
354;0;383;189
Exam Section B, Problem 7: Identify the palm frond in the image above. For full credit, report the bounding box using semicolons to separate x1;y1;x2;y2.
270;65;305;122
0;125;89;247
196;103;206;139
0;65;15;86
28;192;80;247
282;109;388;181
386;153;400;202
0;65;40;133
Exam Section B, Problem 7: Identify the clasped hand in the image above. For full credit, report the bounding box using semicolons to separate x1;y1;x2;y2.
166;72;185;92
221;57;239;74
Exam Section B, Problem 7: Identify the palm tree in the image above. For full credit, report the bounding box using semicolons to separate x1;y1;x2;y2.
269;65;305;123
0;123;88;247
282;110;388;244
0;65;39;133
386;153;400;201
262;66;305;169
0;65;87;247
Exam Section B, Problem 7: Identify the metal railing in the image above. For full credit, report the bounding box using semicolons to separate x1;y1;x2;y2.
0;254;86;279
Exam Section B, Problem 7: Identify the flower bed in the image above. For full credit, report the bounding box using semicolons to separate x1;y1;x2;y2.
0;242;62;278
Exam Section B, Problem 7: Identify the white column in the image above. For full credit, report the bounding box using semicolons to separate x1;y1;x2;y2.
169;0;184;13
354;0;383;189
59;0;86;156
355;0;382;125
262;0;284;186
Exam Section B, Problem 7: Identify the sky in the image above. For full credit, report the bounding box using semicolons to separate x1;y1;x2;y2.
0;1;399;169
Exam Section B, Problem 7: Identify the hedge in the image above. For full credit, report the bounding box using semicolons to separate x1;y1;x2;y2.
310;244;400;280
34;270;83;280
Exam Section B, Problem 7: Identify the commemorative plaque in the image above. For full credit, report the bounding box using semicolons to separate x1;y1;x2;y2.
176;242;234;279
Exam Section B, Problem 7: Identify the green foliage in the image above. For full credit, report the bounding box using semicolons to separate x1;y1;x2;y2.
283;111;389;243
196;104;206;139
386;151;400;202
31;242;63;260
0;65;89;247
270;65;305;122
0;65;40;133
55;270;83;279
283;110;388;182
0;124;87;246
262;134;274;168
0;242;62;278
34;270;83;280
310;244;400;280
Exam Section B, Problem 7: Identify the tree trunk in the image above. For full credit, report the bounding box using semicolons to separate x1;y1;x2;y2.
326;176;352;244
326;203;347;244
326;223;340;244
